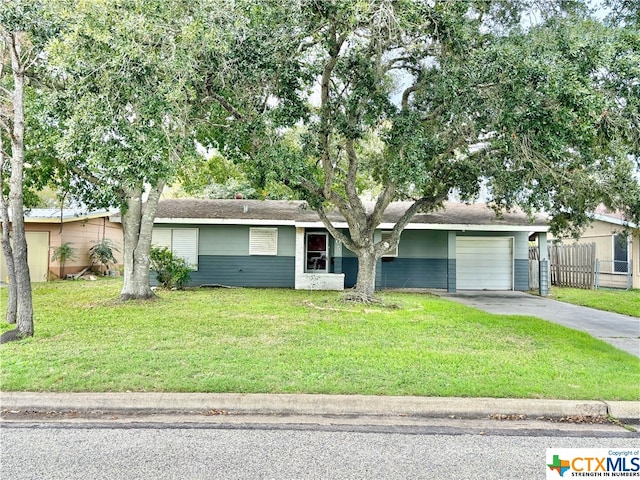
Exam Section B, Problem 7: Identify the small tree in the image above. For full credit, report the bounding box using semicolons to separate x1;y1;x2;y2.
51;242;76;279
149;246;192;290
89;238;120;275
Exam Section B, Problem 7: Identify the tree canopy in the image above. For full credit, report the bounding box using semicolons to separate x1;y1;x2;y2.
217;0;640;300
5;0;639;304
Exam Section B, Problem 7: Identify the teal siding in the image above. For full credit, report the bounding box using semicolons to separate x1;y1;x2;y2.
343;258;358;288
514;258;529;291
396;230;448;258
189;255;295;287
447;259;456;292
198;225;295;256
379;258;448;289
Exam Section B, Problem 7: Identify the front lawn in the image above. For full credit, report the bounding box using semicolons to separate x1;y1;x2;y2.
1;280;638;400
550;287;640;317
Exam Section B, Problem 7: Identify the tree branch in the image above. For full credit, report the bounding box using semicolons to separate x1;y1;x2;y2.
375;191;448;257
401;84;418;110
204;92;245;120
319;25;346;198
314;204;357;252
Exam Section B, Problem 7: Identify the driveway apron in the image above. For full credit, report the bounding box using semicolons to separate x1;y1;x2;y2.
435;291;640;358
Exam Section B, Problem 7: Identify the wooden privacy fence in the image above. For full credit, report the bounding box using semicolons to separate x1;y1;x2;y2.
529;243;596;289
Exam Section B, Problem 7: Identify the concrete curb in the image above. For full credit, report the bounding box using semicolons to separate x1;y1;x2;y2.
2;393;637;421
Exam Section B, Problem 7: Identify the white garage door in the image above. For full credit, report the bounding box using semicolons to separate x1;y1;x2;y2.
456;237;513;290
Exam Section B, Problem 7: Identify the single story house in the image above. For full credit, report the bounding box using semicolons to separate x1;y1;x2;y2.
151;199;550;292
552;206;638;290
0;208;123;282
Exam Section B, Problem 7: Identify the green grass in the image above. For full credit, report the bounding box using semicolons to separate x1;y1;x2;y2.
1;279;638;400
550;287;640;317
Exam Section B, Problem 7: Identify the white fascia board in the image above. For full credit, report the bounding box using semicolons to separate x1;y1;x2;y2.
295;221;349;229
379;222;550;232
25;212;112;223
153;217;297;226
590;213;637;229
152;218;549;232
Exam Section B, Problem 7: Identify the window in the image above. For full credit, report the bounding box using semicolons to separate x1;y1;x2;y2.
613;233;629;273
152;228;198;269
250;228;278;255
306;232;328;272
381;231;398;257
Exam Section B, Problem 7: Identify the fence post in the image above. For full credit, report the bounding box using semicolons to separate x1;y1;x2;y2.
595;259;600;290
539;259;549;296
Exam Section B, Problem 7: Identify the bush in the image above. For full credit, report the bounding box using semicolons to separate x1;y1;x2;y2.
149;246;192;290
51;242;77;279
89;238;120;274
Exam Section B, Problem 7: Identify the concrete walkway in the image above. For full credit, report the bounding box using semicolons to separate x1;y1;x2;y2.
435;291;640;357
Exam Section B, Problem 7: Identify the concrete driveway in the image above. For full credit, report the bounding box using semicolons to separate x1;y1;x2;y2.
435;291;640;357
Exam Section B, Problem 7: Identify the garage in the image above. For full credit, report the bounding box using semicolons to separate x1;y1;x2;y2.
456;236;514;290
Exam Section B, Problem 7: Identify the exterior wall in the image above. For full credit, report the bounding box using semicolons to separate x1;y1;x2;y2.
148;222;542;291
1;216;123;281
339;229;530;291
46;217;123;277
565;220;622;263
177;224;296;288
0;231;50;282
378;230;449;289
294;227;344;290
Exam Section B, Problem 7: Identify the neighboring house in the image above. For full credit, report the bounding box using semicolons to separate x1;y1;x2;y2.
0;209;123;282
151;199;549;292
553;206;639;290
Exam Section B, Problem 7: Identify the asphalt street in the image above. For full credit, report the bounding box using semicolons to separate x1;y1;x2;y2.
1;421;638;480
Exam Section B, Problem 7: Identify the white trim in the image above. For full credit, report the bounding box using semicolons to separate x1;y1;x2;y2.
378;223;548;232
294;227;344;290
297;221;548;232
155;218;296;226
611;232;631;275
591;213;637;228
154;218;549;232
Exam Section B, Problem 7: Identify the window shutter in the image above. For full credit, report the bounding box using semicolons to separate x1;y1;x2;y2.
250;228;278;255
152;229;172;249
171;229;199;268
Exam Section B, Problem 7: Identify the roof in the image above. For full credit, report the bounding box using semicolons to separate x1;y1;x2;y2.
22;208;115;223
591;205;637;228
154;199;549;232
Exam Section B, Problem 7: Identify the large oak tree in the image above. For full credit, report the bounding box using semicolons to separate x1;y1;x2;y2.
232;0;640;302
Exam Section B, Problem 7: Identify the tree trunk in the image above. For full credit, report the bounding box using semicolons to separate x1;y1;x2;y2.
346;248;379;303
0;138;17;324
119;182;164;301
0;205;18;325
5;31;33;338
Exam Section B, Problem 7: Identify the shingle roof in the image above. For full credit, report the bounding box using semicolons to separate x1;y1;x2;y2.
154;199;548;229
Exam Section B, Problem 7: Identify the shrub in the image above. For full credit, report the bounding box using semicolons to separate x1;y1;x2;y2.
51;242;77;279
89;238;120;274
149;246;192;290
